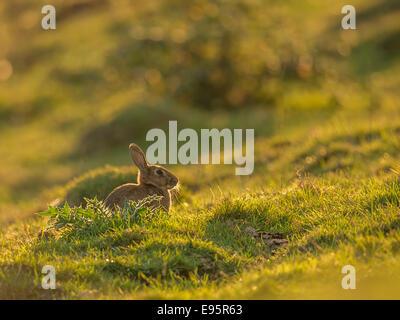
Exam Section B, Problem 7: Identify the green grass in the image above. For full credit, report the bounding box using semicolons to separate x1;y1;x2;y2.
1;113;400;299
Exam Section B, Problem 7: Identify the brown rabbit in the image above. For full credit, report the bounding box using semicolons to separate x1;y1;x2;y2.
105;143;179;212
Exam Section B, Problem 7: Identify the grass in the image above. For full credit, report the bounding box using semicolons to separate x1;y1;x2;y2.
0;0;400;299
1;113;400;299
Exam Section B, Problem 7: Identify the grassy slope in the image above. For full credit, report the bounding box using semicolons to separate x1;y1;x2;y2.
1;0;400;299
1;107;400;299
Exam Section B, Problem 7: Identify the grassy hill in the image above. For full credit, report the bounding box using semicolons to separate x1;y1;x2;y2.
0;0;400;299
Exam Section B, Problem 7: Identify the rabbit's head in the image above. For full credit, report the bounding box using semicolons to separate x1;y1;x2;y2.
129;143;179;190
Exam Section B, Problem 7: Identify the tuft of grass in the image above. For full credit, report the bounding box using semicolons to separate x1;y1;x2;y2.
39;196;165;240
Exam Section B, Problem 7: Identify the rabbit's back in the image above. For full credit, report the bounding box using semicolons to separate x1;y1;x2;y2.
105;183;171;211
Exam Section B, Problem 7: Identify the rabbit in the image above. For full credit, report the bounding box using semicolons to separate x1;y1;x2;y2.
104;143;179;212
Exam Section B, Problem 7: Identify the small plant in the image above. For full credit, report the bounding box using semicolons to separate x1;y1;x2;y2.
38;195;164;240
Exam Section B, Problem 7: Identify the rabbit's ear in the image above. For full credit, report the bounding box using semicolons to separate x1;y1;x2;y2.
129;143;148;170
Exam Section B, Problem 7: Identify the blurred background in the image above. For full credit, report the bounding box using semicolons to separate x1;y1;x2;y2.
0;0;399;223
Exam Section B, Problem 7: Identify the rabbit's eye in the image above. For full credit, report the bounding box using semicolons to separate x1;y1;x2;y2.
156;169;163;175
